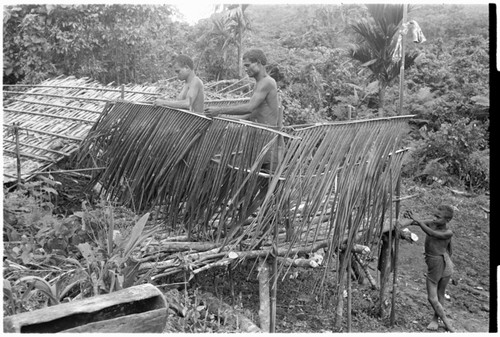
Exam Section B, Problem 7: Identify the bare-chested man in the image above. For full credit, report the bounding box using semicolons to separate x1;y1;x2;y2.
405;205;455;332
204;49;278;126
154;55;204;113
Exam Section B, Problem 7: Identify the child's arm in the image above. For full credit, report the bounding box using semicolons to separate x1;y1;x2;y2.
412;219;453;240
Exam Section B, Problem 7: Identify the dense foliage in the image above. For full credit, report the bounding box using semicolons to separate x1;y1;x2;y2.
3;4;490;191
3;4;184;84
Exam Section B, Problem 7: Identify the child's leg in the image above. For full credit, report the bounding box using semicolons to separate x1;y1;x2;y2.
426;278;455;332
429;276;451;327
425;280;440;330
437;276;450;306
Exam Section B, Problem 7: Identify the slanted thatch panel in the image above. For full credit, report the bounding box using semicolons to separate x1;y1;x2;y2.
3;76;167;183
78;101;292;237
80;102;412;255
3;76;247;183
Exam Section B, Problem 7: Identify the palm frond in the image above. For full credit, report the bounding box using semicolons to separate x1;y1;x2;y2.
230;116;411;290
79;102;292;238
80;102;413;293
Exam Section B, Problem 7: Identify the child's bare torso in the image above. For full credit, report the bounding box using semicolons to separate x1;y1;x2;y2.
424;221;451;256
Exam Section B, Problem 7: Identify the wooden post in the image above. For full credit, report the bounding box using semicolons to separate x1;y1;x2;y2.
269;96;284;333
398;4;408;115
13;123;22;185
258;257;271;332
390;175;402;326
334;250;347;328
121;84;125;100
378;207;392;317
347;254;352;332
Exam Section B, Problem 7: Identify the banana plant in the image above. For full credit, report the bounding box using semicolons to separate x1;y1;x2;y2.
77;212;158;294
15;273;82;307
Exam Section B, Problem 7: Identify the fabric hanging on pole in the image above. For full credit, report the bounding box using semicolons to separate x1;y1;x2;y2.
407;20;426;43
392;20;426;62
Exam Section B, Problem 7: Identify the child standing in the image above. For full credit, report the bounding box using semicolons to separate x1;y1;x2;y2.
405;205;455;332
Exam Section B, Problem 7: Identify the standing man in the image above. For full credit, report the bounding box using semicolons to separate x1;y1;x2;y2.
154;55;205;114
204;49;279;127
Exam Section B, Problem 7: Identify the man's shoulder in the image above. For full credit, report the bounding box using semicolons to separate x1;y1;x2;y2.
258;75;277;90
193;76;204;86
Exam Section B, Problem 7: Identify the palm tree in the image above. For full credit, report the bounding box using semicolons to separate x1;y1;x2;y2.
348;4;419;115
210;4;251;78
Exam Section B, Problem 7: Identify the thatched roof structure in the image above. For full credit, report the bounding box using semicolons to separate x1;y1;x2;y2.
3;76;165;183
78;100;413;287
3;76;250;183
4;76;415;315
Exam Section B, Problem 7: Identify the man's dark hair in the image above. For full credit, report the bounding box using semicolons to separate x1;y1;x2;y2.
175;55;194;70
243;49;267;66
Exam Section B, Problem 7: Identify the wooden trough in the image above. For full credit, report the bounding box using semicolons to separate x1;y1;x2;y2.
3;284;168;333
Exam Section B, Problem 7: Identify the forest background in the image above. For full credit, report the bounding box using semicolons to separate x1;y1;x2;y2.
3;3;490;193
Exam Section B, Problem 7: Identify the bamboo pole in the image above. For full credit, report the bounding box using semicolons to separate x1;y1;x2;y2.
13;123;22;185
269;97;284;333
354;253;377;290
13;99;103;114
214;77;247;94
3;139;71;156
398;4;408;115
4;108;96;123
3;91;116;103
225;82;253;95
2;124;84;141
385;172;394;319
31;167;106;175
3;149;57;163
347;253;352;332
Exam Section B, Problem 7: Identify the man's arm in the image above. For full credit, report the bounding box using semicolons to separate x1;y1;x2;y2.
205;78;272;118
154;80;202;110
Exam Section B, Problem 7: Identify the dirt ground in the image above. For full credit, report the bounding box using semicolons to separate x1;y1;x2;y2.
183;180;491;333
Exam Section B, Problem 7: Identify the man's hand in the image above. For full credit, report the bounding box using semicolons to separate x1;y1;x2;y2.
153;99;164;107
204;107;220;118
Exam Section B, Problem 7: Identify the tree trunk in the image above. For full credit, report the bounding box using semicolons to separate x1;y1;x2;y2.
237;37;243;78
257;258;271;332
237;4;244;79
378;84;386;116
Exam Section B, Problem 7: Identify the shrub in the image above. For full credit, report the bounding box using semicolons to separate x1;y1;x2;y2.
404;118;489;191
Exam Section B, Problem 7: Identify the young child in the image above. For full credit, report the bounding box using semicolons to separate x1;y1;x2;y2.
405;205;455;332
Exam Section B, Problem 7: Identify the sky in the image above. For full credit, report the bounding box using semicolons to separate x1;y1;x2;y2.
173;2;216;25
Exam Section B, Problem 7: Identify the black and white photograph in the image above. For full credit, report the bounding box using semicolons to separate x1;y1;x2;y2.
2;1;492;333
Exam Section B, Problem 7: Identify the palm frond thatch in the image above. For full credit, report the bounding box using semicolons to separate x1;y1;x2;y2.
80;101;411;263
78;102;292;238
